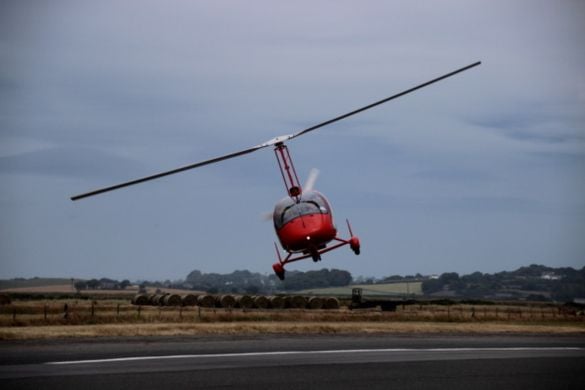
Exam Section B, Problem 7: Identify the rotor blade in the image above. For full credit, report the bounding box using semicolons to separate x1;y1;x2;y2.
260;210;273;222
303;168;320;192
70;144;267;201
291;61;481;139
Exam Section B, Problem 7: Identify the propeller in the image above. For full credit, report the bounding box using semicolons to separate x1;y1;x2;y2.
261;168;320;221
71;61;481;201
303;168;320;193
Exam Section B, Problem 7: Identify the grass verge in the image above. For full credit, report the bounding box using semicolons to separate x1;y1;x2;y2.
1;321;584;340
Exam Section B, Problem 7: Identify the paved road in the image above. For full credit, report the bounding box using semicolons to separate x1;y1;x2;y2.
1;334;584;389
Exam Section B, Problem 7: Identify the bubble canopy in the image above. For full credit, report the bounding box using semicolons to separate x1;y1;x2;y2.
273;190;332;229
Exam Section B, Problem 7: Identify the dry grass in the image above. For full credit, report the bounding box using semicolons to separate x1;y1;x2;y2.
1;299;584;340
1;321;584;340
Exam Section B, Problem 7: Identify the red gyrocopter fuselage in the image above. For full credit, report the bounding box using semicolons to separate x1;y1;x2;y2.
270;143;359;280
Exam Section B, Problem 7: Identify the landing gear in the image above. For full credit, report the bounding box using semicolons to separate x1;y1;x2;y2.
271;220;360;280
347;220;360;255
349;236;360;255
311;249;321;262
272;262;285;280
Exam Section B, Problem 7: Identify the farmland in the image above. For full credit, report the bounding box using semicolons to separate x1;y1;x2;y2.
1;293;584;340
1;274;583;340
299;281;422;296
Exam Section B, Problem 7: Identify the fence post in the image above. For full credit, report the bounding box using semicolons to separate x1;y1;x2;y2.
117;304;120;317
91;302;95;317
44;305;48;321
137;305;141;318
12;307;16;322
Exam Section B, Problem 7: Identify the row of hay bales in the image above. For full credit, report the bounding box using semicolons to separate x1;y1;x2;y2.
131;293;340;310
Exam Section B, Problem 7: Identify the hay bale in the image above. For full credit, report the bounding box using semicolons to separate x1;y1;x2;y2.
162;294;182;306
131;294;149;306
147;294;159;305
150;294;166;306
182;294;198;306
269;296;286;309
237;295;254;309
307;296;324;310
323;297;340;309
253;295;269;309
216;295;236;308
197;294;216;308
289;295;307;309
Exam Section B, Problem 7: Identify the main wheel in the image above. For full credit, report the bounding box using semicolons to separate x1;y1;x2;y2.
349;236;360;255
272;263;285;280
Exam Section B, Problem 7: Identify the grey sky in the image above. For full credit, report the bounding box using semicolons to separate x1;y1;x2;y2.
1;0;584;281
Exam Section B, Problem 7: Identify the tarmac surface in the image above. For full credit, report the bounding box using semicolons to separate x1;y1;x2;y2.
1;334;584;389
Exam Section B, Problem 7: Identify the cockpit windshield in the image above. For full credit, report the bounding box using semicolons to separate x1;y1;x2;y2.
273;191;331;229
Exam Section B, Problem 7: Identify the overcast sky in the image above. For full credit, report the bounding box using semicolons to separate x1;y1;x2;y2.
1;0;584;281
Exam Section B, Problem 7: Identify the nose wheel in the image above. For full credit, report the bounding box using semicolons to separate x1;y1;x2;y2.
311;249;322;262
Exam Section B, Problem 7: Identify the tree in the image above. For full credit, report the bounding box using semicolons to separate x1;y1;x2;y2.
86;279;100;289
74;281;87;292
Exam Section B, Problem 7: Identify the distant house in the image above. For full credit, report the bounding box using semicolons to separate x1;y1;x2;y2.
540;272;561;280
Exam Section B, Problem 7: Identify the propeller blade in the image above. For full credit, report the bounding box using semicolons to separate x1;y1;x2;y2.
70;144;268;201
303;168;320;192
260;210;273;222
291;61;481;139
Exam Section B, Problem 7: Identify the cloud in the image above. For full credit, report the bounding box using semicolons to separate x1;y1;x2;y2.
0;146;147;179
470;104;585;145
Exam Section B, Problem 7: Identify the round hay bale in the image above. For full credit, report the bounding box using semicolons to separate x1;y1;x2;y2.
147;294;159;305
269;296;286;309
307;296;324;310
182;294;198;306
216;295;236;308
253;295;269;309
150;294;166;306
323;297;340;310
162;294;182;306
237;295;254;309
131;294;149;306
289;295;307;309
0;294;11;305
197;294;216;308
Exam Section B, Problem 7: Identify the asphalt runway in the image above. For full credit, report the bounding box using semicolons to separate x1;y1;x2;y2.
1;334;584;389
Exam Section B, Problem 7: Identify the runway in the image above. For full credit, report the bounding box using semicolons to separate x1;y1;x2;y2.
1;334;584;389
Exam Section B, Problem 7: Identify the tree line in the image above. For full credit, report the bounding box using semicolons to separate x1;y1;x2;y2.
183;268;352;295
421;264;585;302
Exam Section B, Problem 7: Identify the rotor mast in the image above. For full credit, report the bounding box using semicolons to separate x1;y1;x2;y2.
274;142;302;200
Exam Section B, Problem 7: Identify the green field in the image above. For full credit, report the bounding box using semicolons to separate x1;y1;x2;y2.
298;281;422;296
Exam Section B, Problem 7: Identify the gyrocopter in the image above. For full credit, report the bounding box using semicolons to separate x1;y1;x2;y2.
71;61;481;280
